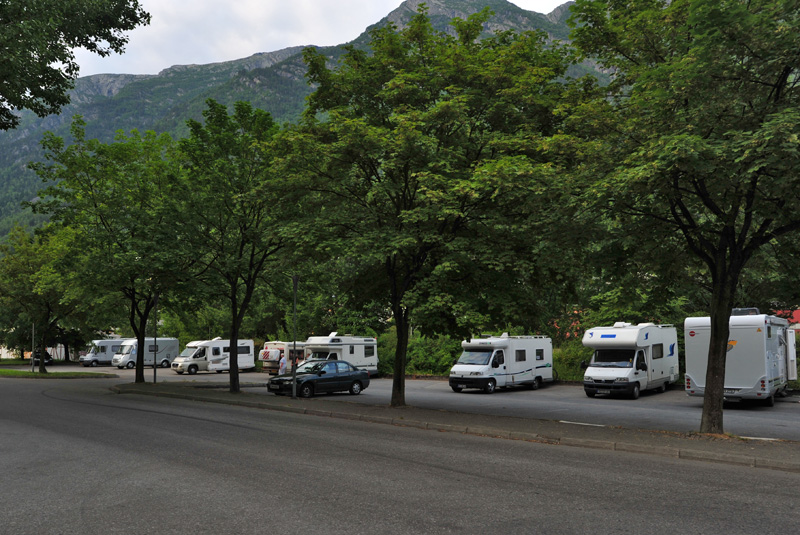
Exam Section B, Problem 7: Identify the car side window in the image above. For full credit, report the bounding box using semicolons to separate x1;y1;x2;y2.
336;362;350;373
324;362;336;374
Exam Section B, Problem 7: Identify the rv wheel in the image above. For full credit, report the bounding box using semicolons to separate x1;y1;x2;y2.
126;361;135;369
90;360;98;367
658;383;667;394
630;384;640;400
483;380;496;394
188;365;198;375
530;377;541;390
765;394;775;407
160;360;170;368
451;386;463;393
585;390;596;398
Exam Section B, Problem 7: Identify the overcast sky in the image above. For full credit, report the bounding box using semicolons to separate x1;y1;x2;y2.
74;1;570;77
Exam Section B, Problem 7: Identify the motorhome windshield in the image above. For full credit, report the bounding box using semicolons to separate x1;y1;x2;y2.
85;344;98;356
297;361;326;373
179;347;198;358
457;350;494;365
119;344;134;355
591;349;635;368
310;351;333;360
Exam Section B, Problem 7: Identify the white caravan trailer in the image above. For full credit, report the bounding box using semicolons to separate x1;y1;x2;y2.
449;333;553;394
79;338;130;367
303;332;378;376
172;338;255;374
111;337;179;369
259;341;305;375
582;323;679;399
684;311;798;405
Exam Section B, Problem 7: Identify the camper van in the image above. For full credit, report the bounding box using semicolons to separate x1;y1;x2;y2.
303;332;378;376
684;310;798;406
259;341;305;375
449;333;553;394
582;323;679;399
171;338;255;374
79;338;130;367
111;337;179;369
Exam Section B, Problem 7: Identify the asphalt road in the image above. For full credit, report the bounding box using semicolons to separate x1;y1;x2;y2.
66;363;800;440
1;377;798;534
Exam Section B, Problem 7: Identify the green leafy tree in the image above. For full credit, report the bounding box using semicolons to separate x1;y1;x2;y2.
32;119;187;382
0;226;81;372
178;100;285;393
0;0;150;130
569;0;800;432
286;7;576;406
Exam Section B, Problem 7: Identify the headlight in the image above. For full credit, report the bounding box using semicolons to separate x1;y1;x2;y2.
615;377;629;383
584;376;593;382
450;371;457;375
470;371;482;376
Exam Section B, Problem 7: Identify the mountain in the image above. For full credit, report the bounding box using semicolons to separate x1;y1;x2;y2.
0;0;579;236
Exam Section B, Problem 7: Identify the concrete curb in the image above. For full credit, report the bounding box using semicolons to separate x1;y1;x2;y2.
110;385;800;473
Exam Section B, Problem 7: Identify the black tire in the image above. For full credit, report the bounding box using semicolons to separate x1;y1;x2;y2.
175;370;184;375
117;366;124;369
90;360;98;367
299;383;314;398
160;360;170;368
125;361;135;369
658;382;667;393
216;370;223;374
585;389;596;398
484;379;496;394
451;386;463;393
531;377;541;390
349;381;363;395
766;394;775;407
631;383;640;400
188;365;198;375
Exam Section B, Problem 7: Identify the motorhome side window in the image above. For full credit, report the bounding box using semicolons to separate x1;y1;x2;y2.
213;348;220;356
365;346;375;357
494;350;504;365
515;349;526;362
148;345;158;352
349;345;354;354
237;346;249;355
652;344;663;360
536;349;544;361
767;326;772;339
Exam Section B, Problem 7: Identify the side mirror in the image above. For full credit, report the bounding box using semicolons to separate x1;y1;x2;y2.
580;361;588;369
637;361;647;372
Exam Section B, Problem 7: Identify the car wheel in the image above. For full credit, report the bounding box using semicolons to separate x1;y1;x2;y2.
299;383;314;398
126;361;135;369
188;365;198;375
631;383;640;400
483;379;496;394
349;381;363;395
585;389;596;398
451;386;463;393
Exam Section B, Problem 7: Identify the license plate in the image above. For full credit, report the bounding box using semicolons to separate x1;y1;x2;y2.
724;389;737;394
456;384;466;389
598;389;611;394
268;384;279;391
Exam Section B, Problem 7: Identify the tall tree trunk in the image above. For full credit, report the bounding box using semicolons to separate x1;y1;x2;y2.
700;255;740;434
391;304;409;408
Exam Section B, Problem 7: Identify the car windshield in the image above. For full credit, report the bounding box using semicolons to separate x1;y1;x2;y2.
456;350;493;365
591;349;635;368
297;361;327;373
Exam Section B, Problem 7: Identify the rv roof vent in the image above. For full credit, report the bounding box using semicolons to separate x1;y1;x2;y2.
212;336;222;341
613;322;632;328
639;322;655;327
500;332;509;337
732;307;760;316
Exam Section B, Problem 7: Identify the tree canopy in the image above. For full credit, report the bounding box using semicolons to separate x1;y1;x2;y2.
0;0;150;130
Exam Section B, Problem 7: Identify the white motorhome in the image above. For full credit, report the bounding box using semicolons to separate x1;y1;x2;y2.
303;332;378;376
111;337;179;369
171;338;255;374
684;310;798;406
79;338;130;367
449;333;553;394
259;341;305;375
582;323;679;399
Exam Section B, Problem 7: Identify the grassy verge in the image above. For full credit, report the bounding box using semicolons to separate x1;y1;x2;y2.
0;369;113;379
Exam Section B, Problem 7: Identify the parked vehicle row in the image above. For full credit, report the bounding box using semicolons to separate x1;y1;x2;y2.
171;338;255;374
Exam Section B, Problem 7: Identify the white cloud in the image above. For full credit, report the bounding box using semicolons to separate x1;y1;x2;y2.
74;1;569;76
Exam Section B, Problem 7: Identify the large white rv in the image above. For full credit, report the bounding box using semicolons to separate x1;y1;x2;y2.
171;338;255;374
303;332;378;376
684;311;798;406
449;333;553;394
80;338;131;367
259;341;305;375
111;337;179;369
582;323;679;399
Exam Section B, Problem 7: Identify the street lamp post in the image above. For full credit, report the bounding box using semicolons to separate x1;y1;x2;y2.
291;274;299;399
152;293;159;384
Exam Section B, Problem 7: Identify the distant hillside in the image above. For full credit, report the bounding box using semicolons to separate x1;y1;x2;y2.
0;0;582;236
